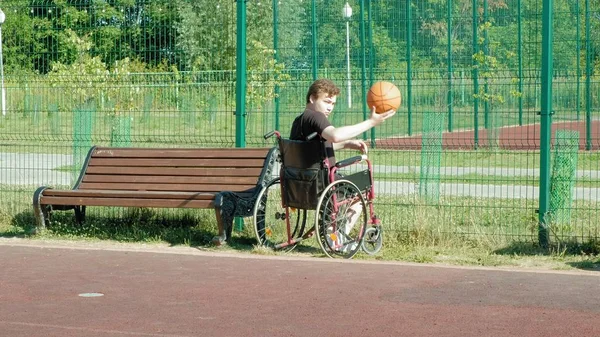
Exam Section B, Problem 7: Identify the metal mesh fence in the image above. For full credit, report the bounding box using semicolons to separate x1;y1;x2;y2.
0;0;598;248
550;130;579;227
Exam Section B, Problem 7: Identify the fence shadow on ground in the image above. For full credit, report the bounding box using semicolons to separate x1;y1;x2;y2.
0;208;328;255
2;209;332;257
2;210;38;238
494;241;600;271
6;209;228;248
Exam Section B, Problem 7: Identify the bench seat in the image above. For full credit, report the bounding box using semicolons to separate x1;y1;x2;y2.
33;146;278;244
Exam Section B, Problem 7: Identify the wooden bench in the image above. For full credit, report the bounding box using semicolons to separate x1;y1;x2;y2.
33;146;278;244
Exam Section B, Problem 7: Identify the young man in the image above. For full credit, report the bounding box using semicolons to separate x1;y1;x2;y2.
289;79;396;253
290;79;396;161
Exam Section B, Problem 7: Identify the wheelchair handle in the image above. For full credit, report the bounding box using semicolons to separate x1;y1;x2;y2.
264;130;281;139
335;154;368;168
306;132;318;141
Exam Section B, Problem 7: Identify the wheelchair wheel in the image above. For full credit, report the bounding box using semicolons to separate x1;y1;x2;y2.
253;178;307;251
361;226;383;255
315;180;367;259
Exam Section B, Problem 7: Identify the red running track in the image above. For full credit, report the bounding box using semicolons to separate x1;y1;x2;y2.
377;120;600;150
0;240;599;337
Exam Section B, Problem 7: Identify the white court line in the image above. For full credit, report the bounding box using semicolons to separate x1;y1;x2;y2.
0;321;192;337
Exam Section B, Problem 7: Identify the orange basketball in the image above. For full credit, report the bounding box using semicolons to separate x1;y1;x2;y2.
367;81;401;114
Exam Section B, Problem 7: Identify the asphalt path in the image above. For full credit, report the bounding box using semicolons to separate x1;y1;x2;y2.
0;240;599;337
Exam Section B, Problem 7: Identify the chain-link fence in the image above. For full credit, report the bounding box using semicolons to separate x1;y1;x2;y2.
0;0;598;248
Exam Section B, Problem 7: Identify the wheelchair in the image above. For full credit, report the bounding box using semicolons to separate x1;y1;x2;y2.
252;130;383;259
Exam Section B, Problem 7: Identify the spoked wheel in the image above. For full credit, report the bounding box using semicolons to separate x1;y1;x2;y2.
315;180;367;259
253;178;307;251
361;226;383;255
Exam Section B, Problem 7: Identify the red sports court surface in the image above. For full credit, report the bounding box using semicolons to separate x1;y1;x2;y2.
1;240;599;337
378;120;600;150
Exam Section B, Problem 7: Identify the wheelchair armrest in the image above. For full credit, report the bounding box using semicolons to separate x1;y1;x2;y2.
335;155;368;169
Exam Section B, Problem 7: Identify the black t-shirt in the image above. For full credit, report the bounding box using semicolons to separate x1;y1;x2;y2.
289;108;336;167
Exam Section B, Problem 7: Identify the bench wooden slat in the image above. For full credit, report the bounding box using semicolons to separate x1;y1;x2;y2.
88;158;266;167
42;189;218;200
40;196;214;208
78;182;257;192
92;148;270;159
82;175;260;185
85;166;264;177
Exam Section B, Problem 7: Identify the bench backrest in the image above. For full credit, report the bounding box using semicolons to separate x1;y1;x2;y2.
74;147;273;193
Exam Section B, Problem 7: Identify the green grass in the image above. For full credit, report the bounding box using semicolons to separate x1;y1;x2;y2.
1;189;598;271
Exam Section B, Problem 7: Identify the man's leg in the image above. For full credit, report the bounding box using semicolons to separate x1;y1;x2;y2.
344;200;364;235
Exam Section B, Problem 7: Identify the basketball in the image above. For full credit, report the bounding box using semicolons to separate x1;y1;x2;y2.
367;81;402;114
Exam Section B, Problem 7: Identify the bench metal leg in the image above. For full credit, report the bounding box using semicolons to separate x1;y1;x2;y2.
33;205;51;233
33;186;51;232
74;206;86;224
212;208;228;245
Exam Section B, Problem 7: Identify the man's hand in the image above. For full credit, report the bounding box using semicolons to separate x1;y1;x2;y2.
344;139;368;154
369;106;396;125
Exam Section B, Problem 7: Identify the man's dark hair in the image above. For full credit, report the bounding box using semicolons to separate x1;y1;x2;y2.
306;79;341;104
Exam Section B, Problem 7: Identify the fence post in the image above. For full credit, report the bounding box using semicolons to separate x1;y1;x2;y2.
368;0;376;148
518;0;523;125
273;0;280;132
235;0;247;149
235;0;248;231
311;0;318;81
483;0;489;130
575;0;580;122
406;1;413;136
538;0;554;249
447;0;453;133
359;0;368;141
472;0;479;149
585;0;592;151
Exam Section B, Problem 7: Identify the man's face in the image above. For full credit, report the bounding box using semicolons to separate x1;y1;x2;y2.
311;92;337;118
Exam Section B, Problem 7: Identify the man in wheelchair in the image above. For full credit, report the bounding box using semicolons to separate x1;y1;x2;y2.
289;79;396;254
290;79;396;166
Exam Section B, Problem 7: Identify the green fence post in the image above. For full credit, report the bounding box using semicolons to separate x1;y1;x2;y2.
447;0;453;132
236;0;247;149
518;0;523;126
406;1;413;136
273;0;280;132
575;0;580;122
311;0;317;81
483;0;489;130
359;0;368;141
472;0;479;149
368;0;376;148
585;0;592;151
539;0;554;249
235;0;248;231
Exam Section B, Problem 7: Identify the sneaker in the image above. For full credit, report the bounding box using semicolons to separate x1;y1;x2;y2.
325;227;343;251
